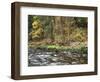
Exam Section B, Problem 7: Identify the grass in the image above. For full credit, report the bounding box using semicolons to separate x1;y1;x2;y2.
29;42;87;54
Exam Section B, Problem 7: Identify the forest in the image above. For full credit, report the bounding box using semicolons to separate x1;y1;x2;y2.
28;15;88;66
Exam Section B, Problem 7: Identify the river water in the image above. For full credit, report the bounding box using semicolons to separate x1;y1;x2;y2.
28;48;87;66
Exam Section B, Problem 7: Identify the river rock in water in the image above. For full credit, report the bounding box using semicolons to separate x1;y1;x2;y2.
28;48;87;66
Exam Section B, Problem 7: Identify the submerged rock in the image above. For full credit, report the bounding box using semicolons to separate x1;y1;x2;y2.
28;48;87;66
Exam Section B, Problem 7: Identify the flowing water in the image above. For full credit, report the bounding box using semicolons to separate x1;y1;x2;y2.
28;48;87;66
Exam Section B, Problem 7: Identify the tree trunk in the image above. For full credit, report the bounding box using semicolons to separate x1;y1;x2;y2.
53;16;64;45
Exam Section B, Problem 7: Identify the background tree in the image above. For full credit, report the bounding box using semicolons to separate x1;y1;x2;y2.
28;15;87;46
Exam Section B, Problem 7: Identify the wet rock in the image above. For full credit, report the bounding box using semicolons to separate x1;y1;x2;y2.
72;62;78;64
28;48;87;66
63;51;68;54
51;57;58;62
66;52;73;58
46;52;53;55
82;54;87;57
72;53;81;58
53;54;58;57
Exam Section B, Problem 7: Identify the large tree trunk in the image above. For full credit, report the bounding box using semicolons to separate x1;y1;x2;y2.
52;16;75;46
53;16;64;45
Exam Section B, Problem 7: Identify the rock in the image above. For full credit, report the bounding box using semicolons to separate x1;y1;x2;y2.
53;54;57;57
49;63;57;66
82;54;87;57
28;54;33;59
28;48;87;66
72;62;78;64
51;57;58;62
30;58;39;63
63;51;68;54
46;52;53;55
73;53;81;58
66;52;73;58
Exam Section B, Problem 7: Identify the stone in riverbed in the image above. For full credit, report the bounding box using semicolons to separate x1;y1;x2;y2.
51;57;58;62
72;61;78;64
82;54;87;57
65;52;73;58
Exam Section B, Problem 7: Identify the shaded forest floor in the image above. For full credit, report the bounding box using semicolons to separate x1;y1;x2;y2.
28;41;87;66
